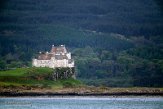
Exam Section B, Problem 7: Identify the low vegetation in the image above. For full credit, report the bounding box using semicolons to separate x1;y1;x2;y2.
0;67;82;89
1;67;163;96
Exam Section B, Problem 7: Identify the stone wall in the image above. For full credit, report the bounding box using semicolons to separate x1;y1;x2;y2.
32;59;74;68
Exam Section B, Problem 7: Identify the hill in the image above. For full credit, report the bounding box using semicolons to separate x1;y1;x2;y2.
0;0;162;36
0;0;162;87
0;67;82;89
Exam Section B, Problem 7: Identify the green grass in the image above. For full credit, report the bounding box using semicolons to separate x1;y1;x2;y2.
0;67;82;89
0;68;28;76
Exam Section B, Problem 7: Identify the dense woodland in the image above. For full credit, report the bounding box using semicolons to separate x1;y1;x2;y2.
0;0;163;87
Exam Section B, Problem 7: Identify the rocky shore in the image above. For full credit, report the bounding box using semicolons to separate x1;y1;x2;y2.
1;86;163;97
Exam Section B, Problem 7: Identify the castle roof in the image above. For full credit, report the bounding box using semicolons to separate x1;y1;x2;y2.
36;45;70;60
51;45;67;54
38;53;54;60
55;54;68;60
37;53;68;60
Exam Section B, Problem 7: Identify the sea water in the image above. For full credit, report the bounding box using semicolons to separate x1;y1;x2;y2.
0;96;163;109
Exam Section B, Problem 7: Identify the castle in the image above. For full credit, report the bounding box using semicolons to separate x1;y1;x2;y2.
32;45;74;68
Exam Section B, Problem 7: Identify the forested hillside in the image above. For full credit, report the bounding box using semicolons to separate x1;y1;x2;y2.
0;0;163;87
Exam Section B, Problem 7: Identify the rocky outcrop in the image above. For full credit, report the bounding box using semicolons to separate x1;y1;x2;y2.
1;87;163;97
52;67;75;80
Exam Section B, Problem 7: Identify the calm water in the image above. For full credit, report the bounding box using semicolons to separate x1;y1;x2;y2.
0;96;163;109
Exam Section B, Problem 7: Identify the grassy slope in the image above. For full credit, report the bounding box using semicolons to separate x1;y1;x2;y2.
0;68;82;89
1;68;163;95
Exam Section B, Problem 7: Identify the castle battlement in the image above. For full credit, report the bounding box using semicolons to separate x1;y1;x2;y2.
32;45;74;68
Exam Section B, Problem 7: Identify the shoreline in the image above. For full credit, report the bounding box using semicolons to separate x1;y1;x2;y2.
1;87;163;97
1;92;163;97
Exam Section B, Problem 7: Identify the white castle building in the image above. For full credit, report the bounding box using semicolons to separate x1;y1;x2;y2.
32;45;74;68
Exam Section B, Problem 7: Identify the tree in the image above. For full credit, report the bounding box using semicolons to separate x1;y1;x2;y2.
0;60;6;70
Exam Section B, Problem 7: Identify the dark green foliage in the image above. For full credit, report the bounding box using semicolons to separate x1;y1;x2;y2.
127;46;163;60
0;0;162;36
74;46;163;87
131;62;163;87
154;0;163;12
53;67;75;80
0;0;162;87
0;60;6;70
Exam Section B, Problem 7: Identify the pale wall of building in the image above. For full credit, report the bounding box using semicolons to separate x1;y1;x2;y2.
32;58;74;68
